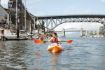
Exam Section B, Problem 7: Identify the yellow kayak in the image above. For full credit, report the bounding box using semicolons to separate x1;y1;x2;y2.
47;43;63;53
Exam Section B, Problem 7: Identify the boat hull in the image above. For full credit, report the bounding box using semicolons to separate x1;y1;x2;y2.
48;43;63;53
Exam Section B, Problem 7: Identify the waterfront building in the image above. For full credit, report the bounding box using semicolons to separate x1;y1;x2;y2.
0;5;9;29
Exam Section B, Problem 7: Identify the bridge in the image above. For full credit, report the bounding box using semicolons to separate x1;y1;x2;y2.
55;28;83;32
6;0;105;37
54;28;86;37
35;15;105;31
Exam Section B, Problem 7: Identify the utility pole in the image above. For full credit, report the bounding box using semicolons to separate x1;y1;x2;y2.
16;0;19;38
24;0;27;31
34;17;36;30
30;20;32;38
0;0;1;5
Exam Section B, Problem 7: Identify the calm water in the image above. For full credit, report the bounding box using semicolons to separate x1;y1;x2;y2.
0;37;105;70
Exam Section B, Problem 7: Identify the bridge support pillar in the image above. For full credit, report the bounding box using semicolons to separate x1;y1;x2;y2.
80;28;84;37
63;29;65;37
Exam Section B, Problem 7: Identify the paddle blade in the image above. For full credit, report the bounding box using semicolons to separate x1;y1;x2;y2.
34;39;44;44
67;40;73;44
32;37;44;44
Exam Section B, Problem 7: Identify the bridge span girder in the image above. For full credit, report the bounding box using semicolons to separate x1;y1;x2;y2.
35;15;105;30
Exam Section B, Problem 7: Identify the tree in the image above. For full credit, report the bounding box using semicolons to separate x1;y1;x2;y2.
99;26;105;37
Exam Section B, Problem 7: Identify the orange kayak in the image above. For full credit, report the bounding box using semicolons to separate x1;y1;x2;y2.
47;43;63;53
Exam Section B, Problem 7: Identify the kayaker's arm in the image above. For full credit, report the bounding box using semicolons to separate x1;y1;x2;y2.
48;37;53;42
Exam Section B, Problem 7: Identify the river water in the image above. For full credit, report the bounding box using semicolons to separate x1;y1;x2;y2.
0;35;105;70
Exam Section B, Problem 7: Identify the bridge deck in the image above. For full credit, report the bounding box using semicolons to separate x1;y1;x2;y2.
37;14;105;19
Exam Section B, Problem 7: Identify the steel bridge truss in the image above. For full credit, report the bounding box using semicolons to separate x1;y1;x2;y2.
36;15;105;30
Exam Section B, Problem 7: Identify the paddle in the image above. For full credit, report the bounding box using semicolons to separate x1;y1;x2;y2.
32;37;73;44
32;37;44;44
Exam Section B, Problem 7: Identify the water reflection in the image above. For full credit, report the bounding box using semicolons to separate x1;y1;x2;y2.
50;53;61;70
0;41;7;69
0;41;27;70
34;50;43;70
0;38;105;70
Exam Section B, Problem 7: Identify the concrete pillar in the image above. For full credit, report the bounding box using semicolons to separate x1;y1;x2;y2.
80;28;84;37
0;29;5;41
7;14;9;28
63;28;65;37
34;17;35;29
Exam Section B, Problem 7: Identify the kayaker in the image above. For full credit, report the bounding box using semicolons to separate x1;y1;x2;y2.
38;34;44;40
49;32;59;44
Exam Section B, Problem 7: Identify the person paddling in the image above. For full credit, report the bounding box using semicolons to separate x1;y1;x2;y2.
49;32;60;44
48;32;63;53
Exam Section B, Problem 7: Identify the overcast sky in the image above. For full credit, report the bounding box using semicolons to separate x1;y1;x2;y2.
1;0;104;30
1;0;105;16
24;0;105;16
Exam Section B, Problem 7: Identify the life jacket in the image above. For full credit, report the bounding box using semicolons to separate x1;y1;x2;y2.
51;37;59;44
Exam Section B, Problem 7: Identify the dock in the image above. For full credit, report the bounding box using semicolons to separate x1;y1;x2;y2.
0;28;31;41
